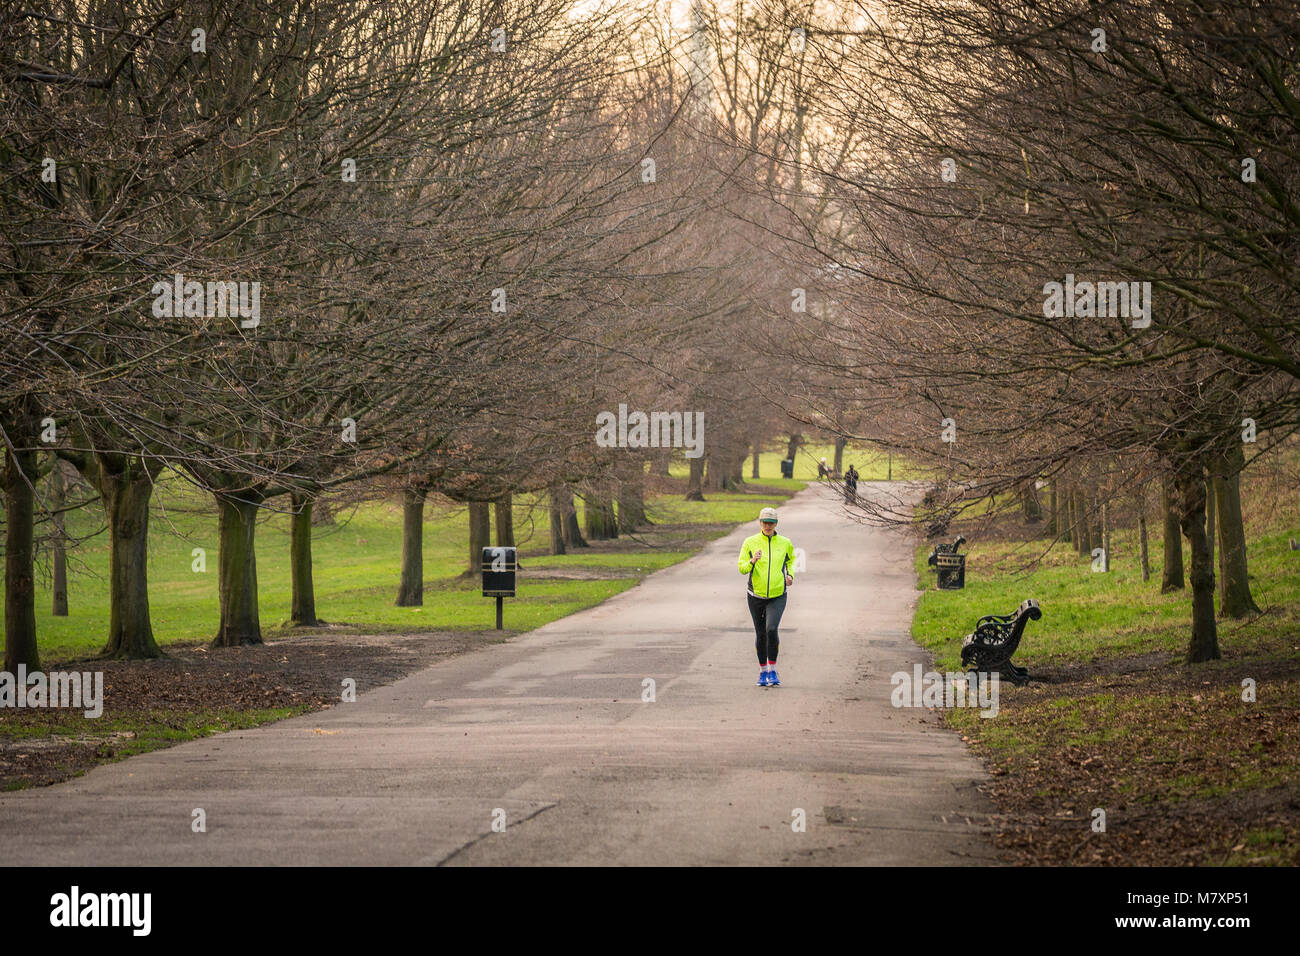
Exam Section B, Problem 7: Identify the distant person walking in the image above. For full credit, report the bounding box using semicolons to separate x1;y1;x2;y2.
738;507;796;686
844;464;859;503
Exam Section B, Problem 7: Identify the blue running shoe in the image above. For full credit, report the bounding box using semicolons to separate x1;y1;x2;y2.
757;670;769;686
768;669;781;686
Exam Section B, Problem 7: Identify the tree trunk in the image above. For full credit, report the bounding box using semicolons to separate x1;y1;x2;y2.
584;494;617;540
617;480;648;532
1060;482;1072;544
785;433;802;460
685;456;705;501
99;463;161;658
751;441;760;479
833;436;846;474
1205;477;1216;571
49;460;68;617
494;495;515;547
468;501;491;574
1047;481;1058;536
1177;465;1220;662
725;451;745;490
395;488;426;606
290;492;320;626
1075;487;1090;556
212;492;264;647
1137;492;1151;583
703;449;723;492
556;485;587;548
1214;445;1260;618
1161;474;1185;592
1100;501;1111;572
1022;481;1042;521
4;433;40;672
1090;492;1104;556
548;489;566;556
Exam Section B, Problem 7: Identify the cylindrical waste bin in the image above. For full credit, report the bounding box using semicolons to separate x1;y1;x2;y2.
780;458;794;478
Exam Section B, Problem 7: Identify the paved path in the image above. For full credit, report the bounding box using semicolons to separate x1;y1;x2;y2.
0;482;997;865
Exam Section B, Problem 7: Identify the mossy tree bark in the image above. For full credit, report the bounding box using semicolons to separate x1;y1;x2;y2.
290;492;321;626
213;492;265;647
468;501;491;573
49;460;68;617
3;408;40;672
1177;464;1220;662
617;472;648;532
685;456;705;501
494;495;515;547
583;493;617;540
548;488;566;556
555;485;587;548
1161;474;1185;592
1213;444;1260;618
1137;491;1151;582
396;487;427;606
98;456;162;658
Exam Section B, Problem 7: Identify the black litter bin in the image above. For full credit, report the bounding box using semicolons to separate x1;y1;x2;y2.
780;458;794;478
935;552;966;590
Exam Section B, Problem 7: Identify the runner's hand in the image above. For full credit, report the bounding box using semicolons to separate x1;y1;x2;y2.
785;574;793;587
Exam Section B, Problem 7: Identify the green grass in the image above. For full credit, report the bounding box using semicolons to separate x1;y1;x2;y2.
12;475;803;663
911;502;1300;672
913;467;1300;864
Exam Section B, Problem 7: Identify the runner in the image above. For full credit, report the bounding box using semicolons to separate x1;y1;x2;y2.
738;507;797;686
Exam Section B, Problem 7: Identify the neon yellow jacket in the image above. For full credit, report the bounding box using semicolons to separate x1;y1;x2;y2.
738;532;796;598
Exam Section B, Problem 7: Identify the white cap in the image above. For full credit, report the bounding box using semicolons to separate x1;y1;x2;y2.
759;507;778;523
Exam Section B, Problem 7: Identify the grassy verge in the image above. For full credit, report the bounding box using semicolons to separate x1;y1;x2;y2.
911;472;1300;865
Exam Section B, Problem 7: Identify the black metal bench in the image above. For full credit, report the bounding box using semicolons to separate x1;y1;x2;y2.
960;599;1042;685
927;534;966;568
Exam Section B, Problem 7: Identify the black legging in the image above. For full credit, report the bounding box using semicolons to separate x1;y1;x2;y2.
748;591;787;664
